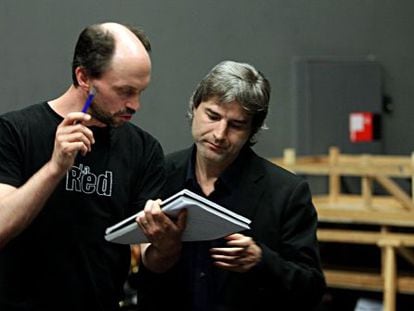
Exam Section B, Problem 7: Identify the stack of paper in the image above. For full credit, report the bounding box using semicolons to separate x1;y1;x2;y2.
354;298;383;311
105;189;251;244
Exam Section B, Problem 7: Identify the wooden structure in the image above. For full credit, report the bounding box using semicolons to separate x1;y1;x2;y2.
270;147;414;311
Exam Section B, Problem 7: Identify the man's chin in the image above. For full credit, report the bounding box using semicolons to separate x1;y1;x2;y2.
94;117;125;128
111;120;127;128
204;150;227;162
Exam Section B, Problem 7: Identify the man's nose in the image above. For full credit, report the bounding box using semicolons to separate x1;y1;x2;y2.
125;97;141;112
213;120;227;140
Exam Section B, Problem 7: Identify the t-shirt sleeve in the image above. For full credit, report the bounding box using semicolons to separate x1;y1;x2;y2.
0;118;23;187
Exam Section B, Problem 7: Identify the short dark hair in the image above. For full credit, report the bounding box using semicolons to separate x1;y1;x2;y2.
71;23;151;86
188;60;271;145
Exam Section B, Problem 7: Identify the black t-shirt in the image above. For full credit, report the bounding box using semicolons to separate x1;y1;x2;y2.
0;102;165;310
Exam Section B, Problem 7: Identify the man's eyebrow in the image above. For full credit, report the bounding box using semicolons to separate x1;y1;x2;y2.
232;117;249;124
205;107;219;115
205;107;249;124
115;85;138;92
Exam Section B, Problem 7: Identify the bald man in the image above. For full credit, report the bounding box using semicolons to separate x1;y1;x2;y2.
0;22;165;310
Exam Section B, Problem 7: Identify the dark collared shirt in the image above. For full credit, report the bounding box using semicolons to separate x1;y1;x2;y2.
183;146;246;311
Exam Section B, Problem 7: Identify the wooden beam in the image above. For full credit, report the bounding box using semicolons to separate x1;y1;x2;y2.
329;147;340;203
324;270;414;294
317;229;414;246
361;176;373;208
283;148;296;165
382;244;397;311
324;269;383;292
396;247;414;266
316;207;414;227
374;175;414;211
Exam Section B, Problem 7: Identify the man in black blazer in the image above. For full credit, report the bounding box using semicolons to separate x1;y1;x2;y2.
135;60;326;310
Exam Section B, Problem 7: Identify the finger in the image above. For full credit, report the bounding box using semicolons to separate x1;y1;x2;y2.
76;125;95;145
56;135;91;157
226;233;243;240
58;123;95;144
211;253;238;263
137;215;149;230
59;131;93;149
143;200;159;226
64;112;92;125
144;200;169;229
139;200;155;227
225;234;251;247
176;208;187;230
134;211;145;229
213;255;252;272
210;246;245;256
59;141;89;157
56;122;95;154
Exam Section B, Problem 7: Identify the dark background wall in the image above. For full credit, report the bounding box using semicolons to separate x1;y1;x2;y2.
1;0;413;157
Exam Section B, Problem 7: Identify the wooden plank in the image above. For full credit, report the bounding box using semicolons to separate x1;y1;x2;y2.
374;175;414;211
329;147;340;202
270;162;414;178
324;270;414;294
316;208;414;227
382;245;397;311
283;148;296;165
273;153;413;166
317;229;414;246
338;155;411;165
399;276;414;294
313;194;406;210
310;195;414;226
269;154;414;177
330;165;413;177
396;247;414;266
324;269;383;291
361;176;373;208
318;229;380;244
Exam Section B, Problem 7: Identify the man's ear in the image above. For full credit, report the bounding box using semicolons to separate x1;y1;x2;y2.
75;67;90;92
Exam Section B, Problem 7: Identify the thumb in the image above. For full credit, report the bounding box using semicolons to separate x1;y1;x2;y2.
176;208;188;231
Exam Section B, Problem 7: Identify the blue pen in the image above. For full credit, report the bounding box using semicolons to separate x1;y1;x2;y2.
81;87;96;113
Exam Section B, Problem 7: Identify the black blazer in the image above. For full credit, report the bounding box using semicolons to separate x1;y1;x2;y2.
137;147;326;311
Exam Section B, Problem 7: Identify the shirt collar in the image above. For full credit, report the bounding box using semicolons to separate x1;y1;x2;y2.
185;144;249;194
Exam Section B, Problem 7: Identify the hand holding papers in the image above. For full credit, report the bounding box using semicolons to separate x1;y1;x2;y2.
105;189;251;244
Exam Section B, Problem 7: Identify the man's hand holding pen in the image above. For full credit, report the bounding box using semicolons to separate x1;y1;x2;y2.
50;112;95;174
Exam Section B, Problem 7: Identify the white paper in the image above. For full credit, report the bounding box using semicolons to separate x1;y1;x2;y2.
354;298;383;311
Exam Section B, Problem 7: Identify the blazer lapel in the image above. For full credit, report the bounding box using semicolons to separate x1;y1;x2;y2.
230;150;266;223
